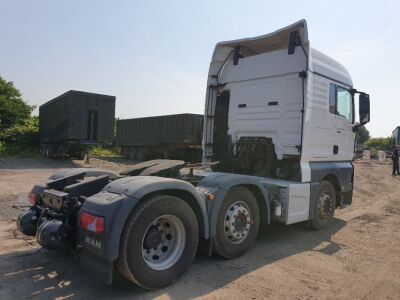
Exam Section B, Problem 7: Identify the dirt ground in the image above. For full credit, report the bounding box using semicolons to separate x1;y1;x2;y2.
0;156;399;300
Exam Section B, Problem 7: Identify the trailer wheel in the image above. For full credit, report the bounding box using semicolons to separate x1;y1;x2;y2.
115;195;199;290
214;186;260;259
45;145;54;158
136;147;149;161
121;147;129;158
309;180;336;230
77;149;86;160
128;147;136;160
56;145;67;158
40;144;46;155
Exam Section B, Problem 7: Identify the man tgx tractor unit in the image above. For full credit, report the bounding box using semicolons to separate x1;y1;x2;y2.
18;20;370;290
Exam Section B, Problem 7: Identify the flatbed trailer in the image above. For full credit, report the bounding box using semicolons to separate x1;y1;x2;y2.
18;20;370;290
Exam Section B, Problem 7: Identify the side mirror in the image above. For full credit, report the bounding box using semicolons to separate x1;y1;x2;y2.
359;93;370;125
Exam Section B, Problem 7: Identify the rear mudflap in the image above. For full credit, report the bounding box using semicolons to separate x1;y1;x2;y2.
76;226;114;284
76;247;114;284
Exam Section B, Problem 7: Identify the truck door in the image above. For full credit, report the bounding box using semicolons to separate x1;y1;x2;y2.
331;84;355;160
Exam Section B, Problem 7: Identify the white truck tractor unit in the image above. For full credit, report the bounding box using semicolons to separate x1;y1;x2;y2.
17;20;370;290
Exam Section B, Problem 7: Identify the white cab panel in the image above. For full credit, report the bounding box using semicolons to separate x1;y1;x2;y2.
219;48;306;159
286;183;310;224
262;177;311;224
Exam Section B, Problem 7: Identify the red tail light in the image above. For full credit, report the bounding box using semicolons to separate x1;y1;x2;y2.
28;192;37;205
80;212;105;233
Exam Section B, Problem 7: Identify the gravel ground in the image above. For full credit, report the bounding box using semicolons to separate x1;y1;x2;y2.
0;156;399;299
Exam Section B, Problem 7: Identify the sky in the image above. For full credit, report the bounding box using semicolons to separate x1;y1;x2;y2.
1;0;399;137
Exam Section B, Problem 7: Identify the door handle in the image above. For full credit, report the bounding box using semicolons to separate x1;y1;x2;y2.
333;145;339;154
337;130;342;133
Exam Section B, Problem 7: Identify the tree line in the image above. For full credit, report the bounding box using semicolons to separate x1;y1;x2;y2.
0;75;39;154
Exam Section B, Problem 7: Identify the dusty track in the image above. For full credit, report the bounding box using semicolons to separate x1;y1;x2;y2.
0;157;399;299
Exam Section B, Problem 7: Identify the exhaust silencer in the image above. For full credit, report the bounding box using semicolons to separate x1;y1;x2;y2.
17;209;38;236
37;219;66;251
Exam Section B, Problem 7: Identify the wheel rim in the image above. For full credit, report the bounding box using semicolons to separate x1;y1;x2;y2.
318;191;333;219
224;201;252;244
142;215;186;271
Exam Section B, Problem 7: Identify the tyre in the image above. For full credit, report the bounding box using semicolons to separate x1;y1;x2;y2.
213;186;260;259
308;180;336;230
115;195;199;290
45;145;54;158
121;147;130;158
136;147;149;161
77;149;86;160
56;145;67;158
128;147;136;160
40;144;46;155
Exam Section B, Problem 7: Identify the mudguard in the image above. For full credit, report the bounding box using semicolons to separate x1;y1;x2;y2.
309;161;354;206
80;176;209;261
197;172;270;238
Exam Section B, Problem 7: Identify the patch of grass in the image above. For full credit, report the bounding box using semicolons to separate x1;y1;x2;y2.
0;141;40;157
90;146;121;157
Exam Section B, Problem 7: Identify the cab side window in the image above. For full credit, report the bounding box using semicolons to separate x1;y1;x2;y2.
336;87;353;123
329;84;354;124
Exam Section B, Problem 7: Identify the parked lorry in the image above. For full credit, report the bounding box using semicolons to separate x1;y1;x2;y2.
116;113;203;161
18;20;370;290
39;90;116;159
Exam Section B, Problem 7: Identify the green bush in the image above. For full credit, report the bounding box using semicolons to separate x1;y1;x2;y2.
356;125;370;144
0;75;34;130
362;136;393;160
0;75;38;155
0;116;39;154
369;148;378;159
364;137;394;152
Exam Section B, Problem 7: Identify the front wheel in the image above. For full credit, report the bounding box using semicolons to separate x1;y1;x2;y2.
115;195;199;290
214;187;260;259
309;180;336;230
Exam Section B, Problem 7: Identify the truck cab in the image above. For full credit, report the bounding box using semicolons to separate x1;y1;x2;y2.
18;20;370;290
203;19;369;180
201;19;369;216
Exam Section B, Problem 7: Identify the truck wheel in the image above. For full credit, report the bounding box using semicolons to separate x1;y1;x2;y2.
309;180;336;230
214;187;260;259
115;195;199;290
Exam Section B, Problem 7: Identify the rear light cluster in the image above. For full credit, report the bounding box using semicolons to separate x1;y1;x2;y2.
28;192;38;205
80;212;105;233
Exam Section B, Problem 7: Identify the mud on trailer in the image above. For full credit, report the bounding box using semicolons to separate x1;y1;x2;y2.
18;20;370;290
